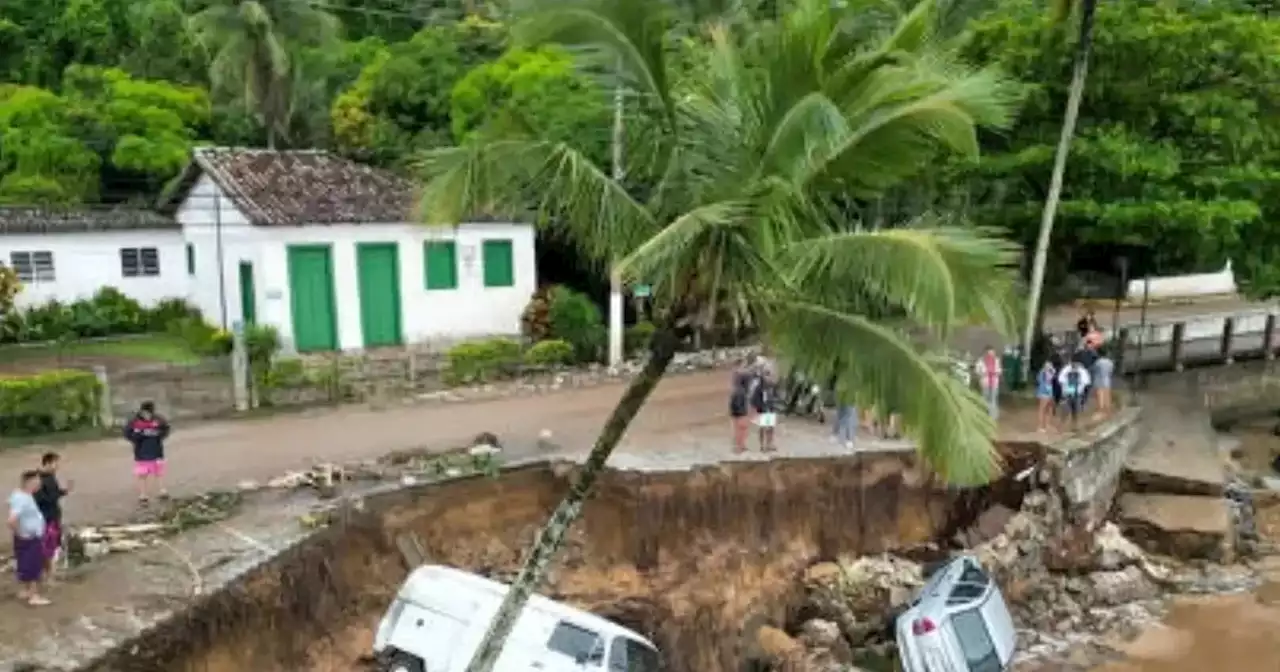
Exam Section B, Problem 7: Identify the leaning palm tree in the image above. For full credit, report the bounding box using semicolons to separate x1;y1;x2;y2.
187;0;341;148
418;0;1021;669
1019;0;1099;377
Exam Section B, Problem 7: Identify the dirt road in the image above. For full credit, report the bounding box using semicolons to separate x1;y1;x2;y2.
0;370;735;526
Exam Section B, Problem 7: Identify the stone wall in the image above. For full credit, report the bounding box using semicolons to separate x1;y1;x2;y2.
1049;406;1145;528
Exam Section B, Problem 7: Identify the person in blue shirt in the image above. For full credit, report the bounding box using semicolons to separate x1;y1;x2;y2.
1035;360;1057;433
8;470;49;606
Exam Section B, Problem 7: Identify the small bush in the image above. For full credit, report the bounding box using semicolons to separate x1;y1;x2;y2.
0;369;102;436
547;286;605;363
445;337;522;385
625;321;656;355
168;317;232;357
524;339;575;368
245;324;281;363
147;298;202;332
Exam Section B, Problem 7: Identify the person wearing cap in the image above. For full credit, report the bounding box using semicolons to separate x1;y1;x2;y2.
123;401;171;505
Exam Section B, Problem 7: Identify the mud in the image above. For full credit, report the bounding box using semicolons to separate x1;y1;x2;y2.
82;451;1035;672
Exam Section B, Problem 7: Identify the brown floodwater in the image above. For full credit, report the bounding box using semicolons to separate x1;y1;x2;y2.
1092;587;1280;672
1096;420;1280;672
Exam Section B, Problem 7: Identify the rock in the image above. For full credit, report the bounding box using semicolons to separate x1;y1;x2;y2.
236;479;260;492
1260;476;1280;492
798;619;842;648
1117;493;1232;561
756;625;803;661
1088;566;1159;606
1095;521;1147;570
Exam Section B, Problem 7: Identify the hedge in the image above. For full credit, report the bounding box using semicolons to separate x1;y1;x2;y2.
444;338;522;385
524;339;575;368
0;287;201;345
0;370;102;436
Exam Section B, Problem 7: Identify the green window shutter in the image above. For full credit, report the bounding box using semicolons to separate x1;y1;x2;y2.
482;239;515;288
424;241;458;289
186;244;195;275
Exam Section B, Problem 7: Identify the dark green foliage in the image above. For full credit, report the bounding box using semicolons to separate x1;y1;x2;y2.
546;286;605;364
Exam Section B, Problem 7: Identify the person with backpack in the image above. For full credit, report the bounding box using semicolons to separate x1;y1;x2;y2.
1058;359;1092;431
728;357;756;454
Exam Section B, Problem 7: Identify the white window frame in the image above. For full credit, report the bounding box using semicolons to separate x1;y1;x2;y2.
9;250;55;283
120;247;161;278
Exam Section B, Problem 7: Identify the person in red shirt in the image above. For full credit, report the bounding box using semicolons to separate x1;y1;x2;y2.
974;346;1003;421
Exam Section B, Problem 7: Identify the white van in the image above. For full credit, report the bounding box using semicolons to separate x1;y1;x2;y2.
895;555;1017;672
373;565;661;672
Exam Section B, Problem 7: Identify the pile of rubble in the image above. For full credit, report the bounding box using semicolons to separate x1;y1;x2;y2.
759;488;1218;672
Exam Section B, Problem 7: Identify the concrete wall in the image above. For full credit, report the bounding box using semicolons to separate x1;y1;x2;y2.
0;229;188;308
175;174;537;349
1049;406;1145;528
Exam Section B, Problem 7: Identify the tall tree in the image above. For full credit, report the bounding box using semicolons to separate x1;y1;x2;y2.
187;0;341;148
417;0;1021;668
1019;0;1097;375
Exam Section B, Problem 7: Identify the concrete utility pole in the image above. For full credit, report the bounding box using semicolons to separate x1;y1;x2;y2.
607;79;625;369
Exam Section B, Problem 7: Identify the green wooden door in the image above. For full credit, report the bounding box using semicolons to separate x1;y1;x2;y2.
238;261;257;326
356;243;402;348
287;245;338;352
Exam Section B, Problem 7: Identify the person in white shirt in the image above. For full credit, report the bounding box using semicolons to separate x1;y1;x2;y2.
1058;359;1092;430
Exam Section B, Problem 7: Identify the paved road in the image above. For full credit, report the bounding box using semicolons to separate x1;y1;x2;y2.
0;300;1268;527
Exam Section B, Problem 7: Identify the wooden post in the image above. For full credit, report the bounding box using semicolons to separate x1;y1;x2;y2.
92;365;114;428
1115;328;1130;375
1264;314;1277;361
1220;317;1235;365
1170;322;1186;371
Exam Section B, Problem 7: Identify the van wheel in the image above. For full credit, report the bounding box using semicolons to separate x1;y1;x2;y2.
386;653;424;672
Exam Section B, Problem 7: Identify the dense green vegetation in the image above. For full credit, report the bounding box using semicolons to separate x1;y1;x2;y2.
2;0;1279;295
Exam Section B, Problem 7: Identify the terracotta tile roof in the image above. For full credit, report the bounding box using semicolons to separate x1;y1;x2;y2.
0;206;177;235
187;148;420;226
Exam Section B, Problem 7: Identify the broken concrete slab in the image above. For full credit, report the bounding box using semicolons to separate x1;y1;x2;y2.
1116;493;1231;561
1123;404;1226;497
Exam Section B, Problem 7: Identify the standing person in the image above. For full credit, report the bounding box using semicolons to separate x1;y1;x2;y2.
729;359;755;454
1058;359;1092;431
1074;342;1100;408
1093;348;1116;419
8;470;49;606
33;453;70;584
1077;309;1097;340
1035;360;1057;433
750;370;778;453
124;401;170;505
973;346;1003;421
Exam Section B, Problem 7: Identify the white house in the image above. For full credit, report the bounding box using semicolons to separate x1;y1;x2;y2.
0;207;187;309
0;148;537;353
159;148;537;352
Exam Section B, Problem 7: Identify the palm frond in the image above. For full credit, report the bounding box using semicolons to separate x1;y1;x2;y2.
416;140;657;265
765;300;1000;485
783;222;1020;338
511;0;677;130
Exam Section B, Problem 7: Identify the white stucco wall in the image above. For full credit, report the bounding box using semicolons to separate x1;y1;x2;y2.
0;229;188;308
175;176;537;351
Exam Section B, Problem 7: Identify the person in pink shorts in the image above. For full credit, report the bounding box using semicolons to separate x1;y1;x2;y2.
123;401;170;505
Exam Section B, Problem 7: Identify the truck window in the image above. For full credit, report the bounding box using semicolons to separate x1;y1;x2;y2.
548;621;604;663
607;637;660;672
951;608;1001;672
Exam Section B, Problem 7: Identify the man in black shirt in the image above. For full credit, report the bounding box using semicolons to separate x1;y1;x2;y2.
34;452;71;582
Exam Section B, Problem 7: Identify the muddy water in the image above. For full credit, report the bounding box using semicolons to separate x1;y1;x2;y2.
1095;422;1280;672
1093;588;1280;672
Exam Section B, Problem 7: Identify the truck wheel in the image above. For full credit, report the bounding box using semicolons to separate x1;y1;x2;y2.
386;653;425;672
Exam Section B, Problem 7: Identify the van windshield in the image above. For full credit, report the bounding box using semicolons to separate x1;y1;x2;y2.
607;637;660;672
951;607;1001;672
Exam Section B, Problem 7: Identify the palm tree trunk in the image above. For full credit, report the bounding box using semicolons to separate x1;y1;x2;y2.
1019;0;1097;380
462;327;680;672
607;78;626;369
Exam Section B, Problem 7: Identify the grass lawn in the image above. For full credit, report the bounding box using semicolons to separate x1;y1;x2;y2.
0;333;201;368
